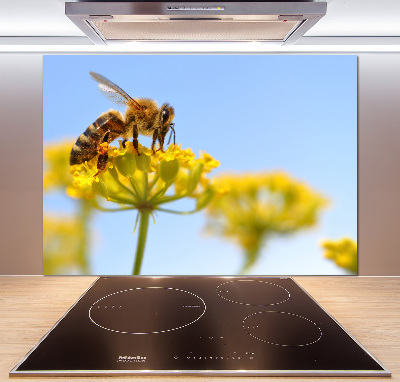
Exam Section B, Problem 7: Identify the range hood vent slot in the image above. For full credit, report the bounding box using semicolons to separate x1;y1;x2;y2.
168;17;224;20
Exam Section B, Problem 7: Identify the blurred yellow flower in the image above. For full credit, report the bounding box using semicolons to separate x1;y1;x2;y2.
43;141;95;274
43;214;89;275
44;140;96;199
321;237;357;274
205;172;328;273
43;141;74;191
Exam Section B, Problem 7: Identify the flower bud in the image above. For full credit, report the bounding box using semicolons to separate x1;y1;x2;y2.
116;152;136;178
92;178;109;200
196;188;215;210
107;165;119;180
136;153;151;172
159;158;180;184
188;162;204;194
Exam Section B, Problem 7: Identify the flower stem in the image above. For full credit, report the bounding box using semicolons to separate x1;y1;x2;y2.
78;199;91;274
114;175;139;200
155;207;198;215
240;240;262;275
133;209;150;275
148;174;160;193
129;177;142;201
148;183;170;204
153;192;189;205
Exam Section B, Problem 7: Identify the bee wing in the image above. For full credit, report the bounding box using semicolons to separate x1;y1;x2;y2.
90;71;142;110
97;83;133;106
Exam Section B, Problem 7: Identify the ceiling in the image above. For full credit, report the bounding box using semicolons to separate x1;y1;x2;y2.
1;0;400;39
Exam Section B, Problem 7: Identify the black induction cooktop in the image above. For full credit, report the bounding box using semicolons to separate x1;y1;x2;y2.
10;277;390;377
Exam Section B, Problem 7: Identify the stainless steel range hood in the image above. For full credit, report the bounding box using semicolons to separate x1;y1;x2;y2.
65;1;326;44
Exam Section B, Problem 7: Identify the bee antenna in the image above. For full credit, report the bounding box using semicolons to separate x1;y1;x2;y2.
168;123;176;145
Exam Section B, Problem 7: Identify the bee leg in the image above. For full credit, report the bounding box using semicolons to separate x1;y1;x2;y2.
168;124;176;145
122;139;127;148
95;152;108;177
156;134;165;152
94;132;111;177
151;130;159;154
132;125;141;156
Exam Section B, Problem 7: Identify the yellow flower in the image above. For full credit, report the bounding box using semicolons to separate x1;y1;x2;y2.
205;171;328;273
72;162;99;187
43;213;90;275
43;140;75;191
70;141;219;212
199;152;221;172
44;141;95;275
155;143;195;164
44;140;96;199
69;140;219;275
321;237;357;274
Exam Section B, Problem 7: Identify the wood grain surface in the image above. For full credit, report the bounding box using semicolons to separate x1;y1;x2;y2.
1;276;399;381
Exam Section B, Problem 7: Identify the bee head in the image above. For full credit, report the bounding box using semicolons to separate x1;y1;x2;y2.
159;103;176;146
160;104;174;126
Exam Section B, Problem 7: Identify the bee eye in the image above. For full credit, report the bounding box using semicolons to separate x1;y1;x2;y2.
161;109;170;125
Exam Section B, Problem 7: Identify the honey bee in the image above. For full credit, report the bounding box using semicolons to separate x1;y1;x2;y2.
70;72;175;175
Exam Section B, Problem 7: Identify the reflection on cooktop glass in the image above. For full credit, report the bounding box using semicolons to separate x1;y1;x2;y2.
10;277;390;377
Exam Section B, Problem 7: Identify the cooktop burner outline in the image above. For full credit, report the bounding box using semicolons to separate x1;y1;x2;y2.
242;310;323;347
10;276;390;377
88;286;207;334
216;279;291;306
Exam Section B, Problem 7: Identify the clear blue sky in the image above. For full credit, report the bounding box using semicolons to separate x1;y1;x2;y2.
43;54;357;275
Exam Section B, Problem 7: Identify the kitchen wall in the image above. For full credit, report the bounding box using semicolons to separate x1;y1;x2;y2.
1;52;399;275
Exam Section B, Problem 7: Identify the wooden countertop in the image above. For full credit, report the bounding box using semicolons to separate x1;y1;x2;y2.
1;276;399;381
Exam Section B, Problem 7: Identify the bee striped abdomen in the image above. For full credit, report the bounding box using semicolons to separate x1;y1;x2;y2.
69;111;124;166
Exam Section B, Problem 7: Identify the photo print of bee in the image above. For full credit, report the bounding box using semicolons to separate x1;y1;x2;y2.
43;55;357;276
